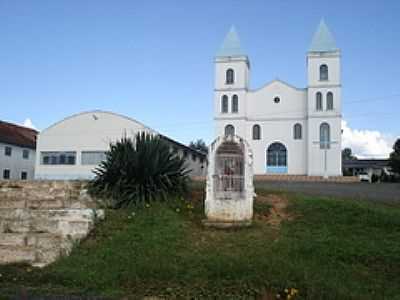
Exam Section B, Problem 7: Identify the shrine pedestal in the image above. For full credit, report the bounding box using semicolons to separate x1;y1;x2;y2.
204;135;254;228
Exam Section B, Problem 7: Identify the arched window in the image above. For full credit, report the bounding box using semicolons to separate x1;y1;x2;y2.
266;142;287;173
221;95;228;113
320;64;328;81
316;92;323;111
225;124;235;136
252;124;261;140
327;92;334;110
232;95;238;113
226;69;234;84
320;123;330;149
293;123;302;139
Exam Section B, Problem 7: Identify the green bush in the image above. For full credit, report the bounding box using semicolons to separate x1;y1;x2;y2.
89;132;190;208
371;174;379;183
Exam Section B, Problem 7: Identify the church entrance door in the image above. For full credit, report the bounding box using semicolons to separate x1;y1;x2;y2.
266;142;287;174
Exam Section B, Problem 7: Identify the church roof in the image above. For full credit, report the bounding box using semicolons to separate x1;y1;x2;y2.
309;19;338;52
216;26;246;57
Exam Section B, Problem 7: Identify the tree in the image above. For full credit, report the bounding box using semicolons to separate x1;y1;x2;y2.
89;133;189;208
389;139;400;175
189;139;208;154
342;147;357;161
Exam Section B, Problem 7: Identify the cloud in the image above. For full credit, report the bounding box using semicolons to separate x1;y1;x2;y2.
22;118;37;130
341;120;394;158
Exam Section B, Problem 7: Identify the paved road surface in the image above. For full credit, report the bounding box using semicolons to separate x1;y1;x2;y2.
255;181;400;203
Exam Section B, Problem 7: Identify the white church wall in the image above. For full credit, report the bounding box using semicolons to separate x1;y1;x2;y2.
246;120;307;175
307;117;342;176
214;57;249;90
247;80;307;120
307;52;341;86
307;87;342;116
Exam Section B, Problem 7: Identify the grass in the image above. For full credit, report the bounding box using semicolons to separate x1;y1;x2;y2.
1;186;400;299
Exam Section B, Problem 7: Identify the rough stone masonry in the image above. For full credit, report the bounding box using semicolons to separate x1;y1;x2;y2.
0;180;104;267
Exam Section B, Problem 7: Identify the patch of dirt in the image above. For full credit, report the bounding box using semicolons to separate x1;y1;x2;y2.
255;194;294;227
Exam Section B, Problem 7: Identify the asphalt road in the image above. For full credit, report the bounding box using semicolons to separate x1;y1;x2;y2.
255;181;400;203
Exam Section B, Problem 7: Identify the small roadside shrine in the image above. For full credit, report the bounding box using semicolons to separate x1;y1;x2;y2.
203;134;254;228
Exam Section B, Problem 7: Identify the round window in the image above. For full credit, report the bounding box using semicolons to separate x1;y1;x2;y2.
274;97;280;103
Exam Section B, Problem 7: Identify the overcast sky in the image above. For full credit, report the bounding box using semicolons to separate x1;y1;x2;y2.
0;0;399;158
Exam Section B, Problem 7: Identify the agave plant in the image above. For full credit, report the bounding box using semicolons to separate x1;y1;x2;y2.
89;132;190;208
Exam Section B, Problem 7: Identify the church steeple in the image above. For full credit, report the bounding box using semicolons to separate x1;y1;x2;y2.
309;19;338;52
216;26;246;57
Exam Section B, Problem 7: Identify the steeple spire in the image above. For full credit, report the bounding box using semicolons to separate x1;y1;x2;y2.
309;19;338;52
216;26;246;57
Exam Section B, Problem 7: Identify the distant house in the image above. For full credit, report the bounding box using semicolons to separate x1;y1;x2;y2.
35;110;206;180
0;120;38;180
342;159;391;177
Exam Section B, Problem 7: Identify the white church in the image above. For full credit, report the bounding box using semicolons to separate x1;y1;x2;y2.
214;20;342;176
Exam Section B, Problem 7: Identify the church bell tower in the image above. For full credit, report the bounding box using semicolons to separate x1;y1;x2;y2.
306;19;342;176
214;26;250;139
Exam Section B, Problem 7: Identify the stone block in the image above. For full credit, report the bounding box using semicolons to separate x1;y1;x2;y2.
35;247;61;266
5;219;31;233
58;220;90;238
29;218;59;234
0;233;26;246
27;199;64;209
0;245;36;264
0;199;26;209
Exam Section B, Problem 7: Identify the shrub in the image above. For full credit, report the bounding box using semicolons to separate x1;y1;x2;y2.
89;132;190;208
371;174;379;183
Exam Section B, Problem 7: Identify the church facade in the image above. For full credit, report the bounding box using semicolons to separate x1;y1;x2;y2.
214;20;342;176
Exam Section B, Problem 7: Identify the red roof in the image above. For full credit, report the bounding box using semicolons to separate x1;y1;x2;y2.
0;120;38;149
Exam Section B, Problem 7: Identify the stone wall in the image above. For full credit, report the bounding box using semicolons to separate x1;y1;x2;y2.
0;180;104;267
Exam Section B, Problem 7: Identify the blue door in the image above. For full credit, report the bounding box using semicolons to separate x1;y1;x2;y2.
266;142;288;174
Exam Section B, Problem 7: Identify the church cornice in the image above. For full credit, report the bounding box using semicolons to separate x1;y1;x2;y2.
214;113;342;122
308;84;341;89
214;88;248;92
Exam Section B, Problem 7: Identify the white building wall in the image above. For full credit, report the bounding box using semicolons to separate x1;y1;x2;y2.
306;50;342;176
35;111;206;180
0;143;36;180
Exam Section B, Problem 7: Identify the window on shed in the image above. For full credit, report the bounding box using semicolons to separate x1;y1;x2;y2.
226;69;234;84
81;151;107;165
221;95;228;113
40;152;77;165
252;124;261;140
320;64;329;81
294;123;302;139
21;171;27;180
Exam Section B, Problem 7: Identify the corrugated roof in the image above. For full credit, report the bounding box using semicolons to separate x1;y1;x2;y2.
343;159;389;169
0;120;38;149
309;19;338;52
216;26;246;57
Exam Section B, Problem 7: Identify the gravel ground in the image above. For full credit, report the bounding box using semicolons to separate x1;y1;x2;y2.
255;181;400;203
